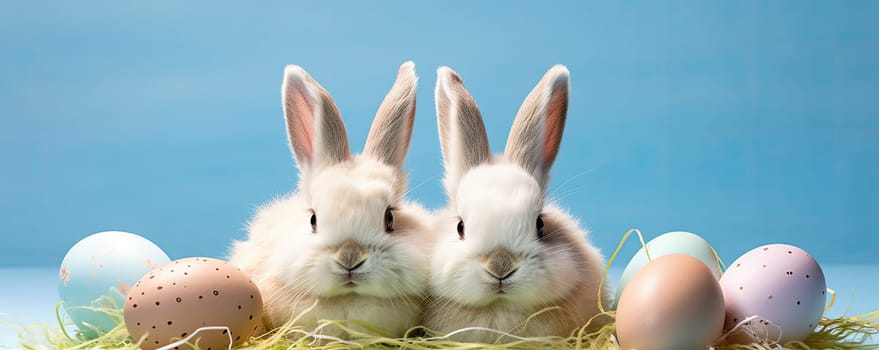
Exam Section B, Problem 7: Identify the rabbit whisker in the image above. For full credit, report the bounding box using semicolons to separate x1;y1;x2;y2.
549;166;598;197
398;173;442;202
553;186;589;202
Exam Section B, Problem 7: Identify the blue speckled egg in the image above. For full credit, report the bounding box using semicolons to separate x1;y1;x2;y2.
58;231;170;337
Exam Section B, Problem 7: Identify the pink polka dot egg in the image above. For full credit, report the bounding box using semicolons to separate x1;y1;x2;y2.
719;244;826;344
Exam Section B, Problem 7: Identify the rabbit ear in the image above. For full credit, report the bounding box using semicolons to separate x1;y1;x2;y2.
435;66;491;196
363;61;417;168
504;65;570;189
282;65;351;175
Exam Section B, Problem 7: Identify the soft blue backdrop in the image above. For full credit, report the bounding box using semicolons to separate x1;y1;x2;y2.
1;1;877;268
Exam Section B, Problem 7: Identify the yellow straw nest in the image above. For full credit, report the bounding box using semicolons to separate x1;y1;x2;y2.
12;229;879;350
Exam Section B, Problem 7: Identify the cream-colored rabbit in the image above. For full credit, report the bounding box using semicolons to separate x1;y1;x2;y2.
424;65;610;343
229;62;431;339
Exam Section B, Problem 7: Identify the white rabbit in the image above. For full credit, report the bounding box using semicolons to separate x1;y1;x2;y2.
424;65;610;343
229;62;431;339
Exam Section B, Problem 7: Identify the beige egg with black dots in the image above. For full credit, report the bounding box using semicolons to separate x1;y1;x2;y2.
123;257;263;350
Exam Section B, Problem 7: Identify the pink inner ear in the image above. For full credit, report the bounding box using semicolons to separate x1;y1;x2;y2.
286;83;316;160
542;86;568;168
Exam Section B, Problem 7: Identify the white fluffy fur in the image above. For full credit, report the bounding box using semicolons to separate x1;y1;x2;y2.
229;62;430;339
425;66;610;343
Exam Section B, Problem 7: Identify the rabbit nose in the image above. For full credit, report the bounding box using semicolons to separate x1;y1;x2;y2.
333;240;368;271
483;246;521;280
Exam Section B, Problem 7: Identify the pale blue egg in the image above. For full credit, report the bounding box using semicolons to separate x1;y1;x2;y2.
58;231;170;338
612;231;722;309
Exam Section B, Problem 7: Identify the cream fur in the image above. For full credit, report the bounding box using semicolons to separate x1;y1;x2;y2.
229;62;430;339
426;66;610;343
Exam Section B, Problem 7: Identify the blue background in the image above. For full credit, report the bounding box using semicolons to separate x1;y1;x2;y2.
1;1;878;268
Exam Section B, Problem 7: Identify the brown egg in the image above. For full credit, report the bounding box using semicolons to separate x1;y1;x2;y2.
615;254;725;350
123;257;263;350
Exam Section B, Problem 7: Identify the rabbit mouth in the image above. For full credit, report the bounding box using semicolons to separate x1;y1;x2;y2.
340;271;366;286
490;281;513;295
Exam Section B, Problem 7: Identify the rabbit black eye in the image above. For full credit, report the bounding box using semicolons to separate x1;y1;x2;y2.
456;220;465;240
309;212;317;233
536;216;545;239
384;207;394;233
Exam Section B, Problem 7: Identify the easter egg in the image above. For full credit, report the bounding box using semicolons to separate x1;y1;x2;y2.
613;231;721;308
616;254;726;350
58;231;170;337
719;244;826;344
123;257;263;350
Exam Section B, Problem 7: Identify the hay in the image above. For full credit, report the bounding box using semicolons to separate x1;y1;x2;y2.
11;229;879;349
12;306;879;349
